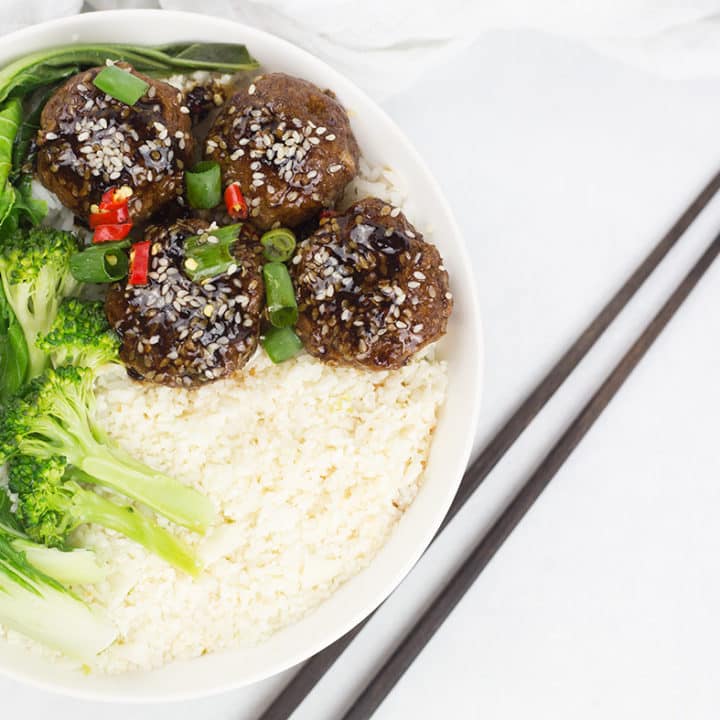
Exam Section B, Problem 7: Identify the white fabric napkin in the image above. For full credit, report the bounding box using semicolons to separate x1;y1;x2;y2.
5;0;720;99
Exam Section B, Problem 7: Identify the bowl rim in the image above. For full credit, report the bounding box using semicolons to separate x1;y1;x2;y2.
0;8;484;701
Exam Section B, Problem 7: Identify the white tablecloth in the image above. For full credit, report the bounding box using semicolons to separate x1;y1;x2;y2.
4;26;720;719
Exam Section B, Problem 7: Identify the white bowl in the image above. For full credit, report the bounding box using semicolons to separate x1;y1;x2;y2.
0;9;483;701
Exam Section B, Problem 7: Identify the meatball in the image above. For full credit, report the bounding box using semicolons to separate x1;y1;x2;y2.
292;197;452;369
204;73;359;230
106;219;264;387
36;64;194;222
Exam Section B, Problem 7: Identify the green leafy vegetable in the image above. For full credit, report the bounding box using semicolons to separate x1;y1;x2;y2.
0;43;258;104
0;490;22;536
0;100;46;233
36;297;120;371
157;42;257;70
0;281;28;403
12;85;56;174
0;99;21;229
10;174;47;226
0;365;215;532
0;492;116;660
9;455;201;577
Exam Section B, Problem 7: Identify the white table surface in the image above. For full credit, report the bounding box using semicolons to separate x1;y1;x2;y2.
5;26;720;720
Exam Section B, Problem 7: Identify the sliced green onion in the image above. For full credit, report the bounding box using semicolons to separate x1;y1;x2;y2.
92;65;149;106
260;227;296;262
262;326;303;363
263;262;298;328
70;241;129;283
183;223;242;282
185;161;221;209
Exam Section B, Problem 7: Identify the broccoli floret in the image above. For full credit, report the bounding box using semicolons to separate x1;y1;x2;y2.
8;455;200;576
36;297;119;371
0;498;116;660
0;226;79;382
0;365;215;532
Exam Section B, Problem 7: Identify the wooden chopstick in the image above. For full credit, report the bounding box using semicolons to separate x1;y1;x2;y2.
257;170;720;720
340;231;720;720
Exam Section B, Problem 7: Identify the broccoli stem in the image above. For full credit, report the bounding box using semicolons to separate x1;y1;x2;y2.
75;446;214;534
26;342;48;382
68;481;200;576
0;577;116;661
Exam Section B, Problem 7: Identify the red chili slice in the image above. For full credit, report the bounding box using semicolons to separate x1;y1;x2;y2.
128;240;151;285
224;182;248;220
90;204;130;228
92;223;133;244
100;185;134;211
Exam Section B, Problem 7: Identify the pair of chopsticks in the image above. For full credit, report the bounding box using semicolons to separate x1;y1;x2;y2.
259;169;720;720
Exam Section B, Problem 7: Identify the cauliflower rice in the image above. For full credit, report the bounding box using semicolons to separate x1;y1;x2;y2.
0;162;450;673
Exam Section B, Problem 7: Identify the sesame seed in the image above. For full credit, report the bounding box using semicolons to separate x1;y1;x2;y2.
325;134;336;141
413;271;426;281
328;164;342;173
45;131;58;140
180;106;190;114
248;83;256;95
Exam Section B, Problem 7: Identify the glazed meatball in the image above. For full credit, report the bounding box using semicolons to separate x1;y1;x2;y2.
204;73;359;230
106;220;264;387
292;197;452;369
36;64;194;221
